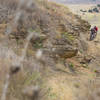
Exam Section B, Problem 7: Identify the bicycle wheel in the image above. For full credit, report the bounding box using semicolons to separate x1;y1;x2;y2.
90;34;93;41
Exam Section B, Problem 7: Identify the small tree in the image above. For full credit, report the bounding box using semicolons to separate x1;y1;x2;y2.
93;7;99;13
97;4;100;7
88;9;93;13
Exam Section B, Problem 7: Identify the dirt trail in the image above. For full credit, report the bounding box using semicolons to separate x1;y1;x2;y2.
87;32;100;71
88;33;100;55
46;33;100;100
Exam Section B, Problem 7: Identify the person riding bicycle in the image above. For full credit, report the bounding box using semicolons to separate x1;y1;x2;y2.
94;26;98;35
90;26;98;40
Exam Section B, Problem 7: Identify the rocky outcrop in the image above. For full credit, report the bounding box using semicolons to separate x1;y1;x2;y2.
0;0;91;62
50;45;78;58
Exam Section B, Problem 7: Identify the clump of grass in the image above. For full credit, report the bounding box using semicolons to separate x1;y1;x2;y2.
47;87;57;100
33;42;43;49
28;28;44;49
62;32;76;41
94;69;98;73
24;72;41;86
69;63;74;68
79;50;83;54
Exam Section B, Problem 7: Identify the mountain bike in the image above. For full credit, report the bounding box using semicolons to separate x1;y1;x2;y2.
90;29;97;41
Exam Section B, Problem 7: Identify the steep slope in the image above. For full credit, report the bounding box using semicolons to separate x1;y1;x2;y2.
0;0;98;100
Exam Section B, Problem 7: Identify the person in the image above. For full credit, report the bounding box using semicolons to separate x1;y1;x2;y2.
94;26;98;37
90;26;98;41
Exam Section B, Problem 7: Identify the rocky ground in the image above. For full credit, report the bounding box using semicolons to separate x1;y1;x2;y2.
0;0;100;100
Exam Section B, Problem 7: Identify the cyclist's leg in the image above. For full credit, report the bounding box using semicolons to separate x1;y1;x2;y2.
93;32;97;39
90;32;93;40
92;34;94;40
93;33;95;38
95;32;97;38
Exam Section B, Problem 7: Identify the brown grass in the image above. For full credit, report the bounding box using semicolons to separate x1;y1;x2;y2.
0;0;94;100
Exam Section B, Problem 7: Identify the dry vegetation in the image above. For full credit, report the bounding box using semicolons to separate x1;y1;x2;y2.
0;0;100;100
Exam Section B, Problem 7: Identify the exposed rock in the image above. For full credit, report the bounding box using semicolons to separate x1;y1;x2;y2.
84;55;92;63
52;45;78;59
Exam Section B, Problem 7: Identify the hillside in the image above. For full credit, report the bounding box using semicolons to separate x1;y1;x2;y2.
0;0;99;100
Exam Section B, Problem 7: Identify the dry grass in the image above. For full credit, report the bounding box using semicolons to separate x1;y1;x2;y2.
46;69;96;100
0;1;95;100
